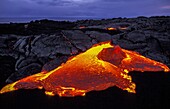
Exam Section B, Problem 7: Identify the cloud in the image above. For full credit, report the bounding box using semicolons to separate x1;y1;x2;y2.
27;0;98;6
161;5;170;9
0;0;170;18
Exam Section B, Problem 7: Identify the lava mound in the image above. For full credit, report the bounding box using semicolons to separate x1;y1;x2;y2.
0;42;169;97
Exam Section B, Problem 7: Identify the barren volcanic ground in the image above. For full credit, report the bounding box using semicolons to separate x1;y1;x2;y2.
0;16;170;109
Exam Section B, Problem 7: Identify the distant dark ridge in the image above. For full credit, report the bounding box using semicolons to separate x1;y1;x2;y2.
0;16;170;35
0;19;76;35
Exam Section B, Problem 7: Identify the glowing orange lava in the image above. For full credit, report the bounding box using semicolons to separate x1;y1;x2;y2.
106;27;117;31
79;26;86;29
0;42;169;97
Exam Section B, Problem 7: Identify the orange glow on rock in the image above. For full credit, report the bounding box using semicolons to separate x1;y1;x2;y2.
0;42;169;97
79;26;86;29
106;27;117;31
118;27;127;30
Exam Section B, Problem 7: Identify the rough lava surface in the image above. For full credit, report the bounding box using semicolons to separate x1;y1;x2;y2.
0;42;169;97
0;17;170;95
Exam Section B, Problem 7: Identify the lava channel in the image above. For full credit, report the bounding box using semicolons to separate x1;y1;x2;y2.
0;42;169;97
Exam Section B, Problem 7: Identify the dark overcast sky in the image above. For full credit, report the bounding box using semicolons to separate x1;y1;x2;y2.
0;0;170;18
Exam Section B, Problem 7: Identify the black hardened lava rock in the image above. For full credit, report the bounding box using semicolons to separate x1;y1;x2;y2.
0;16;170;82
0;56;16;86
0;16;170;109
0;19;76;35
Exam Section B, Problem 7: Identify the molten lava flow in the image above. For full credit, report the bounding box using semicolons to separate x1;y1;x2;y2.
79;26;86;29
106;27;117;31
0;42;169;97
